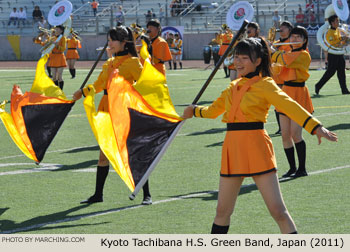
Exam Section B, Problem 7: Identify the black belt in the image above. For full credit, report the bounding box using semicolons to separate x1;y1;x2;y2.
104;89;108;95
222;43;229;45
52;52;64;54
68;48;76;50
227;122;264;131
284;81;305;87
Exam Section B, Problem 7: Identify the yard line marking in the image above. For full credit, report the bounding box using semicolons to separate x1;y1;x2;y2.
1;164;349;234
0;163;63;175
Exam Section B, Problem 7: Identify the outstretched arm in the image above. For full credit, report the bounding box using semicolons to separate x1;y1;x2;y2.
315;126;338;145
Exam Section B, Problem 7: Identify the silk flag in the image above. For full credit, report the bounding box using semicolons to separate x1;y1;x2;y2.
83;42;183;192
0;55;74;163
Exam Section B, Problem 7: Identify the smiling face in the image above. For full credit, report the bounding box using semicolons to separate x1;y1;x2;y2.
108;35;126;55
233;54;261;77
147;25;159;39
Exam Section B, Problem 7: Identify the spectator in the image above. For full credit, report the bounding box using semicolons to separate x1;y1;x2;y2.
305;0;315;12
37;16;47;30
306;9;316;25
8;7;18;26
91;0;99;17
32;6;42;24
295;7;305;26
159;7;165;24
17;7;27;27
115;5;125;26
272;10;281;28
170;0;180;17
145;10;155;24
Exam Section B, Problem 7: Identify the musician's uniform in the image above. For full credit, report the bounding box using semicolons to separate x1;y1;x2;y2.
48;36;67;68
150;36;172;76
66;37;81;78
193;73;320;177
272;48;314;115
219;32;233;78
315;27;350;94
82;54;142;112
171;38;182;69
271;38;292;86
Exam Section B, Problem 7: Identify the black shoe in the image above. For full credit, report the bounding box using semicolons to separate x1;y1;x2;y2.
282;169;296;178
142;196;152;205
292;170;308;178
80;194;103;204
275;129;281;135
342;90;350;95
315;85;320;95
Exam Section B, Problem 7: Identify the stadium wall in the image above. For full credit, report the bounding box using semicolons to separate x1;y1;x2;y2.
0;34;321;61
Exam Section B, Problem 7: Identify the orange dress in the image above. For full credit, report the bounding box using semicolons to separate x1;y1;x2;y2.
218;32;233;56
151;36;172;75
194;75;321;177
66;38;81;60
48;36;67;68
272;49;314;114
82;55;143;112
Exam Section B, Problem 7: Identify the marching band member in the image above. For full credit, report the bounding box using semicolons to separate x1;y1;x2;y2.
66;32;81;79
48;25;67;90
219;24;233;78
182;37;337;234
146;19;172;76
271;26;313;178
166;33;174;69
271;21;294;134
315;14;350;95
171;33;183;70
72;26;152;205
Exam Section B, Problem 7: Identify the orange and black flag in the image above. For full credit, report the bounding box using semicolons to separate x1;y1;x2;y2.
0;55;74;163
83;41;183;194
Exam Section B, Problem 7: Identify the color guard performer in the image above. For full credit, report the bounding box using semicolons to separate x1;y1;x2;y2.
146;19;172;76
66;32;81;79
315;14;350;95
271;26;314;177
48;25;67;90
72;26;152;205
182;37;337;234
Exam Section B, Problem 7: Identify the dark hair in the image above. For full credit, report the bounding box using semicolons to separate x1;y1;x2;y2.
328;14;338;24
247;22;260;31
147;19;161;29
56;25;65;34
107;26;138;57
233;37;272;77
290;26;308;50
280;21;293;30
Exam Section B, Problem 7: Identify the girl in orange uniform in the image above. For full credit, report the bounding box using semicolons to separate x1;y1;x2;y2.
66;32;81;79
72;26;152;205
48;25;67;90
182;37;337;233
271;26;313;178
219;24;233;78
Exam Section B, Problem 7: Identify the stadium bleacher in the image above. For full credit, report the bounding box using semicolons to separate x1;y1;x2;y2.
0;0;332;36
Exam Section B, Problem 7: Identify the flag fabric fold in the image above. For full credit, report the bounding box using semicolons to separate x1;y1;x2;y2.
0;55;74;163
83;43;183;192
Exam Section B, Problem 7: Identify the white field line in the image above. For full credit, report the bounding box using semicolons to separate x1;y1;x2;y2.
0;163;63;176
1;164;349;234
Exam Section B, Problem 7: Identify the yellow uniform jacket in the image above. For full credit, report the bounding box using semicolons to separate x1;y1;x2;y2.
326;27;344;48
194;76;320;134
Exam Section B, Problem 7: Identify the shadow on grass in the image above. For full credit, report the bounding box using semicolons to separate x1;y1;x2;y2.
311;94;340;99
169;177;296;202
187;127;226;137
0;208;9;216
55;159;99;171
0;202;145;234
327;123;350;131
63;145;99;154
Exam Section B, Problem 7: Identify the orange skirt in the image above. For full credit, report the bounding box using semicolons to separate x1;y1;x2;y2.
48;53;67;68
66;49;80;59
218;44;229;56
221;129;277;177
282;85;314;114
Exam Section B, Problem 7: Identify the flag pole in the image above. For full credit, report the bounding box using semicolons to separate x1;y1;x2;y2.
129;20;249;200
79;41;108;90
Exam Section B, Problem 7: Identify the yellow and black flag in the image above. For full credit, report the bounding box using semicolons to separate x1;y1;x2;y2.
0;55;74;163
83;42;183;194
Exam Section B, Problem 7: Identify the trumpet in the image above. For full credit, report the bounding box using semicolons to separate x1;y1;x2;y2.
273;41;303;46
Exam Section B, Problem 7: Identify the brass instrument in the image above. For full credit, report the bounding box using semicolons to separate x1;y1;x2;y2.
273;41;303;46
267;27;279;43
